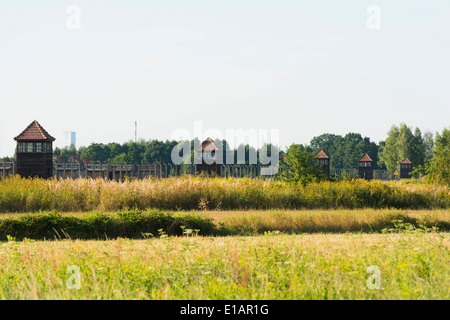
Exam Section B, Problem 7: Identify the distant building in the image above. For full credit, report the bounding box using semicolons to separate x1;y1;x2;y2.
14;120;55;179
195;138;220;175
313;149;330;175
400;157;413;179
357;153;373;180
70;132;76;149
64;131;77;149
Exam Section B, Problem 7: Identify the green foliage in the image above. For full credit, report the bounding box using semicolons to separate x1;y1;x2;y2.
415;127;450;186
278;144;330;186
0;209;215;241
381;219;439;234
310;133;379;169
378;123;428;170
52;138;282;166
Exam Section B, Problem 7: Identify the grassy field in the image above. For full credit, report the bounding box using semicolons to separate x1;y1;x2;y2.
0;175;449;212
1;176;448;300
1;232;448;299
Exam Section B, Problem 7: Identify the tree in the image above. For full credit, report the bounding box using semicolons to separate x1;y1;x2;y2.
422;128;450;186
277;144;329;186
112;153;129;164
310;133;379;169
378;123;427;170
107;143;124;160
80;143;108;163
423;131;434;164
54;144;77;162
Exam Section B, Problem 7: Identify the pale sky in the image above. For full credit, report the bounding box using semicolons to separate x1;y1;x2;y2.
1;0;449;156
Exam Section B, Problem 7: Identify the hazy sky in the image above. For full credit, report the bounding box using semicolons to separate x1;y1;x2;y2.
1;0;449;156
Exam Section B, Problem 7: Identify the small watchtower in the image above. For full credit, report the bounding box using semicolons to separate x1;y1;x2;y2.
400;157;413;179
357;153;373;180
313;149;330;175
14;120;55;179
195;138;220;175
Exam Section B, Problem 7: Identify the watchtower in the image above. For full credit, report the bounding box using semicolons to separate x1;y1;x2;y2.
195;138;220;175
357;153;373;180
14;121;55;179
400;157;413;179
313;149;330;175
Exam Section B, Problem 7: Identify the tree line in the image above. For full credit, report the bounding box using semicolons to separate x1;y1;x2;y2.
1;123;448;185
51;123;440;170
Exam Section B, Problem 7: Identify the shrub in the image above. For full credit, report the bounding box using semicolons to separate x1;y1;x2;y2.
0;209;215;241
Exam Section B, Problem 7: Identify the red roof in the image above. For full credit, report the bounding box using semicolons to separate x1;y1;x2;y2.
400;157;412;164
14;120;56;141
314;149;330;159
358;153;373;162
195;138;219;152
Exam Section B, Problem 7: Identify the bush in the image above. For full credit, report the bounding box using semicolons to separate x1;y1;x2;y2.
0;209;215;241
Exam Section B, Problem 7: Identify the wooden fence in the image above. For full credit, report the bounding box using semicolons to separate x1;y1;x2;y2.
52;163;270;180
0;160;404;181
0;161;15;179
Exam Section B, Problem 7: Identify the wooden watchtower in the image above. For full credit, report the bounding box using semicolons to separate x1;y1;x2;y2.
357;153;373;180
313;149;330;175
400;157;413;179
14;121;55;179
195;138;220;175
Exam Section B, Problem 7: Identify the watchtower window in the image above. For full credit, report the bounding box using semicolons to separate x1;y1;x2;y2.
44;142;52;153
18;142;26;153
27;142;34;153
36;142;43;153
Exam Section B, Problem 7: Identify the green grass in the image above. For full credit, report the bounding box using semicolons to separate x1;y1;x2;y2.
0;232;448;299
1;176;448;300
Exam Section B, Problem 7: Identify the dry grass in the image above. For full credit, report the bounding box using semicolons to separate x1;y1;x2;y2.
1;175;449;212
202;209;450;234
1;209;449;237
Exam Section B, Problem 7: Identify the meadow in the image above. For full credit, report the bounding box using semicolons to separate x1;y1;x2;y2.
0;232;448;300
0;175;448;300
0;175;449;212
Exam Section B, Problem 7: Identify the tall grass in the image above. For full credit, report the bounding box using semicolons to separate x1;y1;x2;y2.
0;175;449;213
0;209;448;241
0;233;448;299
